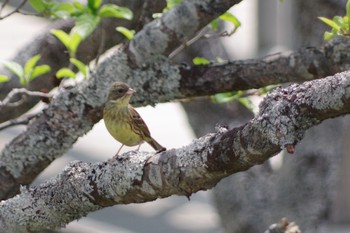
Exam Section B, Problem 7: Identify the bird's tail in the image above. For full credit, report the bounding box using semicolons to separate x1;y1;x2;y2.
147;138;166;153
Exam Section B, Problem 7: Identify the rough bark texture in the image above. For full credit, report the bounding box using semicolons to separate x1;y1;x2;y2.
212;0;350;232
0;0;166;123
2;70;350;232
2;0;350;232
180;38;350;97
0;0;242;200
2;37;350;201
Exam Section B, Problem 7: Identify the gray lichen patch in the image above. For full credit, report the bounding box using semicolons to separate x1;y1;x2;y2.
129;22;170;65
162;1;199;41
304;72;349;111
176;134;214;171
0;161;100;233
257;71;350;149
94;151;152;202
129;55;181;106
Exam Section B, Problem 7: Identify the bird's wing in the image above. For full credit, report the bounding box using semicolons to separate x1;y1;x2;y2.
128;105;151;138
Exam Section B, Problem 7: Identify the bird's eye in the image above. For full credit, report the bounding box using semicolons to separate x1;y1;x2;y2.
117;88;124;94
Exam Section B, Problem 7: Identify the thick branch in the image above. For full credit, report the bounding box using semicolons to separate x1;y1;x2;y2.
1;70;350;232
1;17;350;202
126;0;243;65
0;0;165;123
0;0;242;200
1;34;350;201
180;38;350;97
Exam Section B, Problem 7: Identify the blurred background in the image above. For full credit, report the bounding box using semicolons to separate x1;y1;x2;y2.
4;0;348;233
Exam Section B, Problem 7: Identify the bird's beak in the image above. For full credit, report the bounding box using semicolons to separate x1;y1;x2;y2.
126;88;136;95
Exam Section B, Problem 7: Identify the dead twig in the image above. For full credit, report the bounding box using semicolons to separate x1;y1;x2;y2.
0;113;37;131
168;24;239;60
0;88;53;110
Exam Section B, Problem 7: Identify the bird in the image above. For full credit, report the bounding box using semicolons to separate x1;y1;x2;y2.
103;81;166;155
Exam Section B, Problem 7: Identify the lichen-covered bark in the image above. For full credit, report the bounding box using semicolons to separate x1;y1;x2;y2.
0;0;166;123
2;70;350;232
0;0;242;200
180;38;350;97
212;1;350;232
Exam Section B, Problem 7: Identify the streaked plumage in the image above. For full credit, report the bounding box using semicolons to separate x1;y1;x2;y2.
103;82;166;153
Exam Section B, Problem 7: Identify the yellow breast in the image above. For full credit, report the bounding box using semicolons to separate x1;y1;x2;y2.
103;103;143;146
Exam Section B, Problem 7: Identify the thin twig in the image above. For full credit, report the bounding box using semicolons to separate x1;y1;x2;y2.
168;27;209;59
168;25;239;60
0;88;53;110
204;26;239;39
0;0;28;20
0;113;37;131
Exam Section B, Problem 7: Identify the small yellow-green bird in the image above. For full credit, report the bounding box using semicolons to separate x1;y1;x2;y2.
103;82;166;154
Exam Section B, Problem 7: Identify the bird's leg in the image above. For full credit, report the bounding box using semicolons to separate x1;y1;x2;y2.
116;144;124;156
136;144;141;151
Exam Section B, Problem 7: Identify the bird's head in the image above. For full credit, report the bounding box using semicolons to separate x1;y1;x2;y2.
107;82;136;104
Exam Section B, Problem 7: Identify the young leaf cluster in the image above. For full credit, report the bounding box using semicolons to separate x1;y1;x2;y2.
28;0;133;80
319;0;350;40
56;58;88;79
46;0;133;57
1;55;50;86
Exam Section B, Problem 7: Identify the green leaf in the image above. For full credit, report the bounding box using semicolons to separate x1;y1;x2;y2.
212;92;238;103
192;57;210;65
210;18;219;30
88;0;102;11
73;1;85;11
51;30;83;57
219;12;241;28
116;26;135;40
346;0;350;23
30;65;51;81
2;61;24;80
70;58;87;77
0;75;9;83
98;4;133;20
238;97;256;114
54;2;76;13
51;29;71;48
324;31;336;40
24;54;41;76
333;16;344;27
71;14;100;39
67;33;82;57
52;2;76;18
166;0;182;9
29;0;46;13
319;17;341;30
56;68;76;79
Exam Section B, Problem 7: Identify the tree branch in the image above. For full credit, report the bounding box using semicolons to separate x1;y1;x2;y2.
125;0;243;66
1;70;350;232
0;88;52;109
0;0;243;200
0;0;165;123
179;38;350;97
